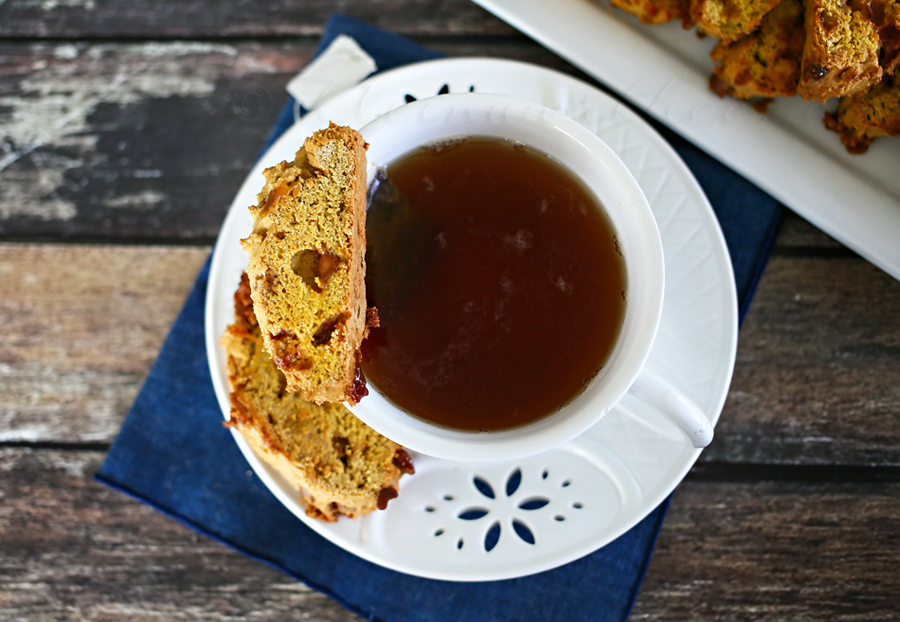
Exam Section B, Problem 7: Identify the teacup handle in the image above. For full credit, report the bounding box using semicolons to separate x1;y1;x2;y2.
628;368;714;448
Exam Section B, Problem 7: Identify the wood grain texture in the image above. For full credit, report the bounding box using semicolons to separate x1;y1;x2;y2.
633;480;900;621
2;243;898;466
1;448;897;621
705;255;900;466
0;41;594;242
0;39;863;249
0;42;308;241
0;243;208;442
0;448;359;622
774;213;844;250
0;0;515;39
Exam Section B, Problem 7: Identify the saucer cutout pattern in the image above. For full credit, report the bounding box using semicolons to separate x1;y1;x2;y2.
368;447;635;573
205;58;738;581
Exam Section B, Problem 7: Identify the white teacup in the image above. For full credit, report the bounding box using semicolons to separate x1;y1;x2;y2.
347;93;713;462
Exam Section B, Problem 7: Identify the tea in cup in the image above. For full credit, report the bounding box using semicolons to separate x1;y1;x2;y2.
348;93;712;462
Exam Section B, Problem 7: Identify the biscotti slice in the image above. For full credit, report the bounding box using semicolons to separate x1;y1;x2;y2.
710;0;806;100
691;0;782;42
610;0;690;25
824;73;900;153
242;123;369;404
797;0;883;102
223;273;414;522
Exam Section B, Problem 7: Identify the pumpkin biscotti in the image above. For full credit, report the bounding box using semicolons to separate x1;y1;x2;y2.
710;0;806;100
691;0;782;42
797;0;883;102
824;73;900;153
223;273;414;522
242;123;370;405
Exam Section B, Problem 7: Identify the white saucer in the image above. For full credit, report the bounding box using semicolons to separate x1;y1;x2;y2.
205;58;738;582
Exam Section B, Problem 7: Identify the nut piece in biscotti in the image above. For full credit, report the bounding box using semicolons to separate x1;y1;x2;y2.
710;0;806;100
691;0;782;42
797;0;883;102
824;73;900;153
242;123;369;405
222;273;414;522
610;0;691;25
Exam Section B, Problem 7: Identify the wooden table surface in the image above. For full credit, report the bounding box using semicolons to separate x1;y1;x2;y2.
2;1;899;620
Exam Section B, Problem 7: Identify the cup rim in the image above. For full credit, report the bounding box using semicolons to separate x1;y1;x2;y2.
348;92;664;462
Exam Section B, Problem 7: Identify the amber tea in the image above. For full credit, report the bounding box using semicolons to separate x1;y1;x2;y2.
363;136;627;431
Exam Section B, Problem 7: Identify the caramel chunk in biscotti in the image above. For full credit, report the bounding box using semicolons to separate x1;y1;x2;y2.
242;123;369;404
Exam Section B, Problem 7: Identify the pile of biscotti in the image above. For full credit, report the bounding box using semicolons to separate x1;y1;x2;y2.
610;0;899;153
221;124;413;522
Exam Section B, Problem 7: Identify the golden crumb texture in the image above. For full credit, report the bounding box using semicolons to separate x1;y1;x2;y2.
242;122;369;404
710;0;806;100
222;273;414;522
692;0;782;42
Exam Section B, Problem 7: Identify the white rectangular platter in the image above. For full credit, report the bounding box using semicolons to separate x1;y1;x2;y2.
474;0;900;281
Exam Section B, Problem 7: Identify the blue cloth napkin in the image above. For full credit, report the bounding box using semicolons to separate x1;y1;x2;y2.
96;15;784;622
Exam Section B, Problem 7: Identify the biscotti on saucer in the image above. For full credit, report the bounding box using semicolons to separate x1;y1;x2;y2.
242;122;369;405
222;273;414;522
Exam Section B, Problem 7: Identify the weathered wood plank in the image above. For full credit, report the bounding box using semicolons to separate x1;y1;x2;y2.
0;42;308;241
0;448;359;622
0;41;860;247
0;0;515;39
2;244;899;466
633;479;900;621
775;212;844;250
0;243;209;442
0;41;595;242
1;448;897;621
704;255;900;466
